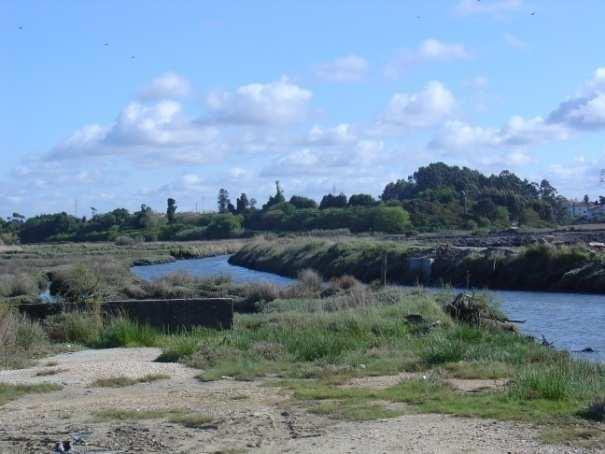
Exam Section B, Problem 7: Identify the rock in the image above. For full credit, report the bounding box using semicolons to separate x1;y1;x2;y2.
404;314;426;324
445;293;517;332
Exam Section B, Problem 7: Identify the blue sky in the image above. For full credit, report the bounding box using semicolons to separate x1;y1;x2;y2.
2;0;605;217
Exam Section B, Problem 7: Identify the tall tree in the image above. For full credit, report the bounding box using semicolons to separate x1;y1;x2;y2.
218;189;230;213
166;198;177;223
263;181;286;210
236;193;250;213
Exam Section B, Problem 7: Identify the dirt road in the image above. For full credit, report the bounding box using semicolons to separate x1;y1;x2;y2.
0;348;595;453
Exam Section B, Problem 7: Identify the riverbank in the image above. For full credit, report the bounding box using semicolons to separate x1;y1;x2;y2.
3;347;595;453
0;240;248;305
230;238;605;293
1;285;604;451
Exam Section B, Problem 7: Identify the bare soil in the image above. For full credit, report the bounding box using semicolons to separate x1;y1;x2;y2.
0;348;598;453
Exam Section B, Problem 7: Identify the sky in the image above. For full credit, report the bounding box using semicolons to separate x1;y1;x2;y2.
1;0;605;217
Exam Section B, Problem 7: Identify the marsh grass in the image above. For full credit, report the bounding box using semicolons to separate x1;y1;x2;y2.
0;383;61;406
0;305;50;369
91;373;170;388
34;368;68;377
168;413;216;428
92;407;186;422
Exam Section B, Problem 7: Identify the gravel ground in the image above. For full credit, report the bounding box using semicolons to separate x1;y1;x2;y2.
0;348;601;453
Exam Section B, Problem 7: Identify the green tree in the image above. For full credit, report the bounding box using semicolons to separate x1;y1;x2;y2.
206;214;242;239
166;198;177;224
263;181;286;210
348;194;376;207
236;193;250;213
218;189;230;213
289;195;317;209
371;206;411;233
319;193;347;209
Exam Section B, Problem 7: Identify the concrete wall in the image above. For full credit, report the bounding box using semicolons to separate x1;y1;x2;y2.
406;257;434;283
19;298;233;331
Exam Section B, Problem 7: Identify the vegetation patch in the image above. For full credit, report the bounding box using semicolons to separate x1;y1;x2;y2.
91;373;170;388
0;383;61;406
168;413;216;429
92;407;186;422
34;368;68;377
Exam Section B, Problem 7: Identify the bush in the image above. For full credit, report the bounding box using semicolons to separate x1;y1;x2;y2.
297;269;323;294
45;310;102;344
114;235;136;246
95;317;157;348
0;305;49;369
580;398;605;421
0;273;39;298
49;264;101;303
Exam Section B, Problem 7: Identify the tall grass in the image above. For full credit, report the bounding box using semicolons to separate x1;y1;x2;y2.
0;305;49;369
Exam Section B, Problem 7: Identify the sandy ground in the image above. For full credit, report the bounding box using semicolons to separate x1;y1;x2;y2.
0;348;599;453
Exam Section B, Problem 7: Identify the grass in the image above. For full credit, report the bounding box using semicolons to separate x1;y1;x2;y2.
92;407;186;422
0;383;62;406
91;407;216;429
309;399;405;421
168;413;216;428
34;368;68;377
90;373;170;388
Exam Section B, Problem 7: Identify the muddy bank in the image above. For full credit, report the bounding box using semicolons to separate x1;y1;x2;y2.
230;240;605;293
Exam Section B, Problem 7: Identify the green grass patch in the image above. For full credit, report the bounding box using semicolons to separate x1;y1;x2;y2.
443;361;511;379
309;399;405;421
0;382;62;406
92;407;186;422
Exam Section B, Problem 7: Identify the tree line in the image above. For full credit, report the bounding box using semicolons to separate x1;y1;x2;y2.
0;163;571;244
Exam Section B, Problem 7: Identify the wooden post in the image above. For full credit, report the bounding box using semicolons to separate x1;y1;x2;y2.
382;253;388;287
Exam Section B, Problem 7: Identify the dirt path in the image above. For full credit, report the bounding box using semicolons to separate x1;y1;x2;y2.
0;348;595;453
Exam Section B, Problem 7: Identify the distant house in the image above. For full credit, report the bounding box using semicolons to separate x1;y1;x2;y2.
565;199;591;218
565;199;605;220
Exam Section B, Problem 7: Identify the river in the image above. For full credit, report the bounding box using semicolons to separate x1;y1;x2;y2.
132;255;605;363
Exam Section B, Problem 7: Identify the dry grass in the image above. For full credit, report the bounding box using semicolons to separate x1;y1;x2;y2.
0;305;49;369
90;373;170;388
34;368;68;377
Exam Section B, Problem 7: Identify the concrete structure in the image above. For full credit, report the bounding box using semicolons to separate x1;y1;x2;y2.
406;257;434;283
19;298;233;331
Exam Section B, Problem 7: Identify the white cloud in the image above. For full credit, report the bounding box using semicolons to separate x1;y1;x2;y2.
306;123;357;146
206;77;312;125
381;81;456;129
503;33;526;49
49;99;224;164
139;72;191;100
385;39;471;78
464;76;489;90
418;39;471;61
548;67;605;130
430;116;569;151
315;54;369;82
455;0;522;16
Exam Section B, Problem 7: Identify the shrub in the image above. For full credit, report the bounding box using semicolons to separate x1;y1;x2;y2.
0;305;49;369
45;310;102;345
114;235;136;246
0;273;39;298
188;344;241;369
96;317;157;348
330;275;361;291
297;269;323;294
580;398;605;422
49;264;100;303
